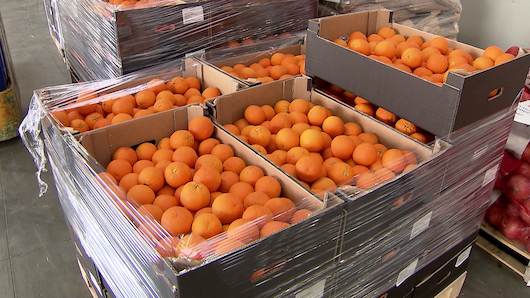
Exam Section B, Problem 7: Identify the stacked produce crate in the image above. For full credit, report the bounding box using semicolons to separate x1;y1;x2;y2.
56;0;316;81
20;8;530;298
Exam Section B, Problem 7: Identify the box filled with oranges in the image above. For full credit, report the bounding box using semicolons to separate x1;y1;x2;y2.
75;104;345;297
43;58;247;135
207;75;451;244
305;10;530;137
59;0;316;81
195;39;307;86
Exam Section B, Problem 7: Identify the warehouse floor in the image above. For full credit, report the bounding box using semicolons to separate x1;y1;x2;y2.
0;0;529;297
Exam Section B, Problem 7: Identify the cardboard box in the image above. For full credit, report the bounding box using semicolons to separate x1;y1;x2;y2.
43;58;247;138
305;10;530;137
61;0;316;80
78;105;345;297
412;237;475;298
197;43;305;87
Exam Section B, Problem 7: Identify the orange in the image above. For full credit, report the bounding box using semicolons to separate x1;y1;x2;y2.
381;149;406;173
374;168;396;184
374;143;388;159
358;132;378;144
151;148;173;165
483;46;504;62
270;53;285;66
244;192;270;209
248;125;272;148
212;193;245;224
138;166;165;192
244;105;266;125
239;67;257;79
368;34;384;43
412;67;434;77
138;204;164;223
223;124;241;135
341;122;361;137
185;76;201;90
374;108;398;126
295;155;323;183
347;31;367;42
223;156;247;175
127;184;155;205
198;138;220;156
354;103;374;116
269;66;287;80
172;146;198;168
290;209;312;224
401;48;422;69
107;159;133;181
395;42;419;59
393;63;412;73
327;162;354;185
168;77;189;94
155;160;172;172
180;182;210;211
275;128;299;151
322;116;345;138
430;37;449;54
194;207;213;220
164;161;191;188
113;147;137;166
311;176;337;192
157;137;172;150
448;49;473;65
356;172;378;189
192;213;222;239
193;166;221;192
288;112;308;125
285;147;310;165
395;119;417;135
472;56;493;70
254;176;282;199
426;53;448;74
153;98;174;112
291;123;310;136
307;105;329;126
494;53;515;66
132;160;155;174
264;197;296;222
70;119;90;133
210;144;234;163
135;89;156;108
147;79;167;95
421;47;441;62
410;132;428;144
229;181;255;203
202;87;221;100
195;154;223;172
110;113;133;125
377;27;396;39
299;129;324;152
280;164;298;178
241;205;273;229
330;135;356;160
218;171;240;193
258;58;272;68
447;56;469;69
111;98;134;115
170;130;194;149
352;143;378;166
349;39;371;56
227;219;260;244
119;172;139;191
373;40;396;59
153;195;179;211
239;165;265;187
407;35;424;47
289;99;311;115
333;39;348;47
260;221;290;238
188;116;215;142
161;206;193;235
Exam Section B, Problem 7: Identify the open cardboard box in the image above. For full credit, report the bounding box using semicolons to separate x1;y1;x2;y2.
305;10;530;137
77;104;345;297
41;58;248;138
195;43;305;87
208;76;452;254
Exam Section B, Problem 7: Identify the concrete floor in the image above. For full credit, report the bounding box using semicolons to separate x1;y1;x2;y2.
0;0;529;297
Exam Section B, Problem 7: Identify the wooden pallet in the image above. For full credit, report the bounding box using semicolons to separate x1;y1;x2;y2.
478;222;530;285
77;258;104;298
434;271;467;298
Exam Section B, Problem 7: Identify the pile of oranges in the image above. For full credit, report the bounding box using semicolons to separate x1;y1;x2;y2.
104;116;312;259
333;27;515;85
50;76;221;133
319;83;434;144
217;52;306;83
223;99;419;192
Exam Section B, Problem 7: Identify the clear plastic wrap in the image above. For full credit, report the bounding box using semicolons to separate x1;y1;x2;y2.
57;0;317;81
318;0;462;39
20;69;518;297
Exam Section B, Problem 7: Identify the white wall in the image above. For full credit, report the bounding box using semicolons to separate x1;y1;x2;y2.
458;0;530;50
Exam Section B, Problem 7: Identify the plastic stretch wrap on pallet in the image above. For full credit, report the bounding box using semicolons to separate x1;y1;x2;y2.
57;0;316;81
19;63;519;297
318;0;462;39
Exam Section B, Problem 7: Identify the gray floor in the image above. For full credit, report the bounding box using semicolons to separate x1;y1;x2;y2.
0;0;529;297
